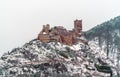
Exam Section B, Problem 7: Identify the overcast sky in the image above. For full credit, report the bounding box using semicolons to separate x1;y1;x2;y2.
0;0;120;56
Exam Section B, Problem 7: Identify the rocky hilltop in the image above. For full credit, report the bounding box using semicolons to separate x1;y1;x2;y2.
0;39;116;77
0;19;118;77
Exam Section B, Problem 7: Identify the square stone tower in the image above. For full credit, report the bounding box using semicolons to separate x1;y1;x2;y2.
74;19;82;33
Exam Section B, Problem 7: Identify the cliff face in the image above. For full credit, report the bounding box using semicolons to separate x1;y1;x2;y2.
0;39;116;77
85;16;120;76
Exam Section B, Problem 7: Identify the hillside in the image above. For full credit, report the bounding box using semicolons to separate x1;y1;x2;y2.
85;16;120;76
0;39;116;77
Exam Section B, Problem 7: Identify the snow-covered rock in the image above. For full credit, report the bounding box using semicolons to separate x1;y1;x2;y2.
0;39;116;77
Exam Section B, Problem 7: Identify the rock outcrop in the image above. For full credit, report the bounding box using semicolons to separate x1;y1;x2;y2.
0;19;118;77
0;39;116;77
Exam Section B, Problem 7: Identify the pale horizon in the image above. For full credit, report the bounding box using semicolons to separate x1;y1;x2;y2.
0;0;120;56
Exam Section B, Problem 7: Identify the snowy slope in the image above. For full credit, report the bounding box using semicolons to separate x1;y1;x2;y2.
0;39;116;77
85;16;120;76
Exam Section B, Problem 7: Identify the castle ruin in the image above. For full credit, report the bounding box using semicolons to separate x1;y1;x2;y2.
38;19;86;45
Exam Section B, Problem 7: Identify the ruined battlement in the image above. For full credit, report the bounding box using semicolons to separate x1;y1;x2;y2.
38;19;86;45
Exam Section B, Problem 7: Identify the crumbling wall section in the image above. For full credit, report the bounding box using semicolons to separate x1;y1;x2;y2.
38;20;86;45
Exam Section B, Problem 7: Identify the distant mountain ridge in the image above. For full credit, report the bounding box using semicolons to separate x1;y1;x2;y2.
86;16;120;40
85;16;120;76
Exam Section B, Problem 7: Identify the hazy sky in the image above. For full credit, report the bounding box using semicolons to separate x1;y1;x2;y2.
0;0;120;56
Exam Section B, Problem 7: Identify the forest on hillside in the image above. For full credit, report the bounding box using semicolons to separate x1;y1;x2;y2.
85;16;120;77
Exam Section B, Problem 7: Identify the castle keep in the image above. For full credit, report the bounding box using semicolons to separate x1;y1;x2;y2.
38;19;85;45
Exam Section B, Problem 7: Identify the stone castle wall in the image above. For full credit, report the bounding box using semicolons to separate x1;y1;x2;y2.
38;19;86;45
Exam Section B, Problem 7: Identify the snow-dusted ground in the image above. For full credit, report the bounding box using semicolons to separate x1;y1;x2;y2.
0;39;116;77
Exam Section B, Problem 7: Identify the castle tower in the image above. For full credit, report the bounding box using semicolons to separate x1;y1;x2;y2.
74;19;82;33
